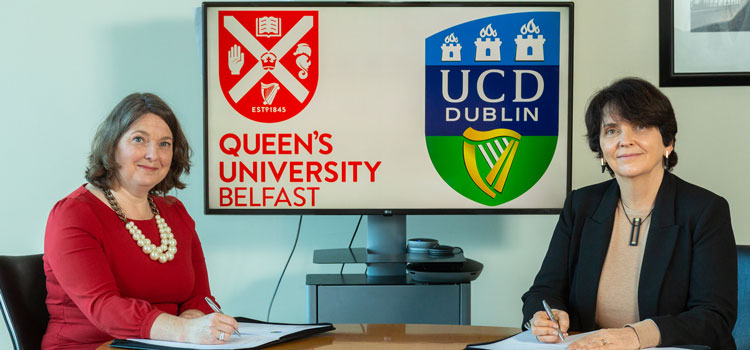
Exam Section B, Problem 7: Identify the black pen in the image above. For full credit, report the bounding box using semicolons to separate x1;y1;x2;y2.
542;299;565;341
205;296;241;336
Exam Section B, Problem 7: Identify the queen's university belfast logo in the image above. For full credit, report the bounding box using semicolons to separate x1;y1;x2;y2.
218;11;318;123
425;12;560;206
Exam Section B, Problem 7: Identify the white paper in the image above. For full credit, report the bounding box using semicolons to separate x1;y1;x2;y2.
122;322;330;349
468;330;690;350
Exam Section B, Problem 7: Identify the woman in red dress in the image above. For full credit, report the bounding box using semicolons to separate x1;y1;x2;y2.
43;93;239;349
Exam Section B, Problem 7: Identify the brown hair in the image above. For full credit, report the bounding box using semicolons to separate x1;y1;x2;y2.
85;93;191;196
584;77;678;176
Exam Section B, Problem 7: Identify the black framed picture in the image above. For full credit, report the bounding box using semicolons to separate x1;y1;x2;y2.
659;0;750;87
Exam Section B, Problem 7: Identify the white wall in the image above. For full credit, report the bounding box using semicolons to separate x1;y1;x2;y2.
1;0;748;348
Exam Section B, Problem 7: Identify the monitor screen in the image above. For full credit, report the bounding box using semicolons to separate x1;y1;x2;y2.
203;2;573;214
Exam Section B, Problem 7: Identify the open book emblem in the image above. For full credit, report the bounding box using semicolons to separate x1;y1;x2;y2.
256;16;281;37
218;11;319;123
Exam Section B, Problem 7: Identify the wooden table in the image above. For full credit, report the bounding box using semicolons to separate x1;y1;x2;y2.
98;324;520;349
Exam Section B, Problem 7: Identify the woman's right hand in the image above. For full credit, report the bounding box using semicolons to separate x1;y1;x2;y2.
182;312;239;344
529;309;569;343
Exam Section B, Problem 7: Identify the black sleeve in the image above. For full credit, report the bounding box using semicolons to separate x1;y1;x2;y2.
520;190;576;329
653;196;737;350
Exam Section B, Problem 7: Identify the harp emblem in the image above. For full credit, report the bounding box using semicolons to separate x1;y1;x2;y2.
462;127;521;198
261;82;280;105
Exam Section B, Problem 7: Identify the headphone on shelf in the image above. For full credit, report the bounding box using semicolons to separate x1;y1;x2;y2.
406;238;462;256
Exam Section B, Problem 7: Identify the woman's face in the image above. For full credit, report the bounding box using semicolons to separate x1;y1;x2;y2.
114;113;173;192
600;113;673;181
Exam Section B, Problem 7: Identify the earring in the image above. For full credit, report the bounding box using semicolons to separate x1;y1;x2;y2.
664;150;670;169
600;158;606;173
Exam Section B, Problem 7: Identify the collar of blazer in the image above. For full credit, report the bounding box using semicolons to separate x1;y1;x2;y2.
577;171;681;328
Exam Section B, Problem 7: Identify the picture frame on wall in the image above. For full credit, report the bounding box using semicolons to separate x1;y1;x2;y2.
659;0;750;87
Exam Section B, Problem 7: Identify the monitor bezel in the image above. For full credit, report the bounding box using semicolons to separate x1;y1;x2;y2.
202;1;574;215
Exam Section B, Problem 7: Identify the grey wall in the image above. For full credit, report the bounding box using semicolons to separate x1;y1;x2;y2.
1;0;748;348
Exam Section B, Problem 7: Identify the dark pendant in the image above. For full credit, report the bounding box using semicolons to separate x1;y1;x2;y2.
629;217;641;246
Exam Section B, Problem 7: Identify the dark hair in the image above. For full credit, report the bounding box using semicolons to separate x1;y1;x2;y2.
584;77;678;176
85;93;192;196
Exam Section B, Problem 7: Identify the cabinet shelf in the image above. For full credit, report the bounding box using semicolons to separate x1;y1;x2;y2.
312;248;466;264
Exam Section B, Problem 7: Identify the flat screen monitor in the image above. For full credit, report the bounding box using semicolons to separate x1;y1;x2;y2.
203;2;573;215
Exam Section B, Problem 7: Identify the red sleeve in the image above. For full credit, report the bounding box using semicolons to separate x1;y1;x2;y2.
45;198;163;338
170;199;217;315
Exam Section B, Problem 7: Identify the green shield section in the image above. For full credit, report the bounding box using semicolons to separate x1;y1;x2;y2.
426;135;557;206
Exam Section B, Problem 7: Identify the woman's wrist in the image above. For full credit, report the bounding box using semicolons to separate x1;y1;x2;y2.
626;319;661;348
624;325;639;346
151;313;189;343
180;309;206;319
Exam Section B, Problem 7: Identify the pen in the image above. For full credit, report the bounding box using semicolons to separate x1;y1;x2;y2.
205;296;241;337
542;299;565;342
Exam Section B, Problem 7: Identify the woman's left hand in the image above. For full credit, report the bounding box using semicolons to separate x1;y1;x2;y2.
179;309;205;319
568;327;639;350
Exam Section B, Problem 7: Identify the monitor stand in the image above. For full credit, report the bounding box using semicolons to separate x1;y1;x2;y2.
366;214;406;277
306;214;472;324
309;214;467;275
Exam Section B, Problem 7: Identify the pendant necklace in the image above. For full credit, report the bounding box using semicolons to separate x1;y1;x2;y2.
103;188;177;263
619;199;654;247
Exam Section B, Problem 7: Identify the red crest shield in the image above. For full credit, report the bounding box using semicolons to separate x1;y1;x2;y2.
218;11;319;123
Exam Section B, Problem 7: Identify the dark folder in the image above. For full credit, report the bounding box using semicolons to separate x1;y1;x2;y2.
110;317;335;350
465;337;710;350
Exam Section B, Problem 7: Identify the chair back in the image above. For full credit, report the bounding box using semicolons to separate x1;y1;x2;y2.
0;254;48;350
735;245;750;350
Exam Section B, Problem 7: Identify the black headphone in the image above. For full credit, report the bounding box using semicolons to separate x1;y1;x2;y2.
407;238;461;256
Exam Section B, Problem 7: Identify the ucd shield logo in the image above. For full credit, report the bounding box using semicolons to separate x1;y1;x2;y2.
219;11;318;123
425;12;560;206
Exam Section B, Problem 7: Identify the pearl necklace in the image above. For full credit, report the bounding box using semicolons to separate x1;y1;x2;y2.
103;188;177;263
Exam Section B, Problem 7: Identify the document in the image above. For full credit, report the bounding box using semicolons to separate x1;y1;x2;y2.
110;320;334;350
465;330;693;350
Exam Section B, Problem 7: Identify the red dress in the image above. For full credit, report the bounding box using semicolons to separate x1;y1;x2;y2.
42;185;217;349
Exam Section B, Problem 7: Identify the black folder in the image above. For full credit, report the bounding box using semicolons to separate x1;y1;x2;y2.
110;317;335;350
465;338;710;350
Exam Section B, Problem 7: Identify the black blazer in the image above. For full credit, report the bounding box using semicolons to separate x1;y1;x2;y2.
522;171;737;350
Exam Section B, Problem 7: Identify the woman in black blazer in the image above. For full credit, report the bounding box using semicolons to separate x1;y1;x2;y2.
522;78;736;350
